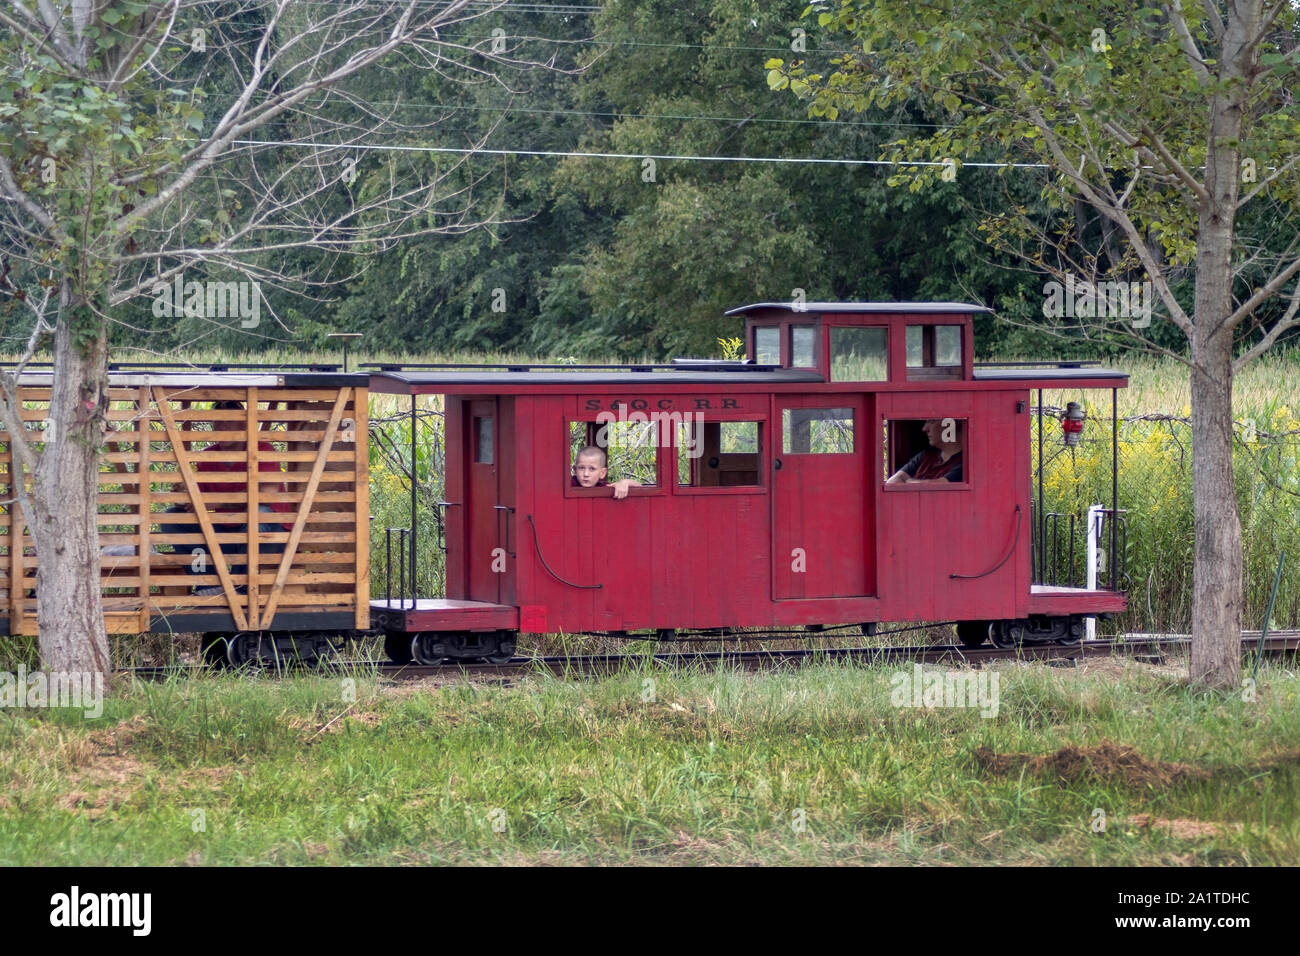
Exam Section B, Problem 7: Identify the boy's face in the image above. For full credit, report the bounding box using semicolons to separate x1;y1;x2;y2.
574;451;608;487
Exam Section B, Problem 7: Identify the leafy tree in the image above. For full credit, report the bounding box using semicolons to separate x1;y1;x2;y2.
556;0;1050;357
770;0;1300;687
0;0;555;676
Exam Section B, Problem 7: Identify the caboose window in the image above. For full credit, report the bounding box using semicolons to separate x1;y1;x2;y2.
830;327;887;381
677;420;762;488
790;326;818;368
883;418;968;486
474;416;493;464
906;324;963;375
568;420;658;492
754;326;779;365
783;408;854;454
935;325;961;366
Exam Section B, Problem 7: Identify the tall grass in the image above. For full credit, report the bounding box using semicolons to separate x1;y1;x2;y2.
1;660;1296;865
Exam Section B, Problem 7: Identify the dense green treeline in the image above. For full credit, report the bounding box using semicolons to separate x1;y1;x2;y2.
11;0;1281;362
327;0;1052;360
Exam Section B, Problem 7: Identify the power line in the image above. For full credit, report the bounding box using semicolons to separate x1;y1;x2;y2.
439;32;860;54
233;138;1050;169
347;100;949;130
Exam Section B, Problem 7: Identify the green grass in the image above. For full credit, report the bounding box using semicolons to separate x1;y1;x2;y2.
1;658;1297;865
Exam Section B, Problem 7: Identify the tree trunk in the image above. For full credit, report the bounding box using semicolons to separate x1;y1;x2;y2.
27;295;111;678
1188;6;1254;689
1189;327;1241;689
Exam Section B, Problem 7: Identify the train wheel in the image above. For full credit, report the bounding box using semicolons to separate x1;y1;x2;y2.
226;632;266;669
990;621;1018;649
383;633;414;664
411;633;446;665
956;620;990;649
485;634;516;665
1055;616;1084;645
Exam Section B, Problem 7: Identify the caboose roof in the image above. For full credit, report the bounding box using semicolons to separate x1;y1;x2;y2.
725;301;993;315
369;368;825;394
6;371;368;388
972;367;1129;384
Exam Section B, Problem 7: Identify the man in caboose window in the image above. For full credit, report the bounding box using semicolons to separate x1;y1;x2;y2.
571;445;641;499
886;418;964;484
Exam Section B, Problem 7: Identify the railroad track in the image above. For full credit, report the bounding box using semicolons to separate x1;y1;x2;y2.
125;631;1300;681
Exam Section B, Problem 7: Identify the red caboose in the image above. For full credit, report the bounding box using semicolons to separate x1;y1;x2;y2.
369;302;1127;662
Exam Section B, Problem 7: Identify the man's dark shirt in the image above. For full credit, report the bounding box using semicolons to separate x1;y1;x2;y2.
901;449;963;482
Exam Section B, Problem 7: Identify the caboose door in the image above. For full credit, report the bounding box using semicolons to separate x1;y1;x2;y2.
772;396;871;599
467;398;503;603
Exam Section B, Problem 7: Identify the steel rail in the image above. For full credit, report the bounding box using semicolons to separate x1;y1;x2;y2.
122;631;1300;681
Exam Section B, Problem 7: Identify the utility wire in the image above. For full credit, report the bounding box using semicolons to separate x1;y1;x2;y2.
233;138;1051;169
340;100;950;130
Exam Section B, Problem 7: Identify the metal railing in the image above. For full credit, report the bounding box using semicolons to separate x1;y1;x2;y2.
1032;502;1128;591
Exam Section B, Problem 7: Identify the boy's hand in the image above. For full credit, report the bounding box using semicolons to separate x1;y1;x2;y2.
611;479;635;499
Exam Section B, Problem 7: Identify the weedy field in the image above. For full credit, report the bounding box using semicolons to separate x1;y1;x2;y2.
0;659;1296;865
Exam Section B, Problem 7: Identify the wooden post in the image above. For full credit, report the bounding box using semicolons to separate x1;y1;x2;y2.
5;413;19;629
353;386;370;630
137;386;152;633
246;387;260;630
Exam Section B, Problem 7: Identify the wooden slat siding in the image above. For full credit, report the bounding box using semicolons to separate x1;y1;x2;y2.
648;439;673;626
734;495;753;621
104;449;355;465
788;459;805;599
352;385;369;630
864;393;879;598
706;496;725;624
0;430;11;627
444;397;465;600
651;461;668;625
578;485;595;626
497;397;515;607
712;496;728;624
513;398;534;613
1015;391;1033;619
137;387;152;632
146;570;357;588
144;490;356;505
246;388;261;629
8;442;22;628
259;390;348;628
154;388;250;630
0;434;6;621
131;550;356;566
85;529;356;550
670;464;688;624
914;487;933;620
